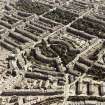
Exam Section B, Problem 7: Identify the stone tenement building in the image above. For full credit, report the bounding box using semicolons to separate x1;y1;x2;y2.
0;0;105;105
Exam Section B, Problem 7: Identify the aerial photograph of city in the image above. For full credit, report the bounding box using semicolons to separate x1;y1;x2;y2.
0;0;105;104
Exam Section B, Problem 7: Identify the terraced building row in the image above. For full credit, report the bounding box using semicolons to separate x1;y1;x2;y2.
0;0;105;105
